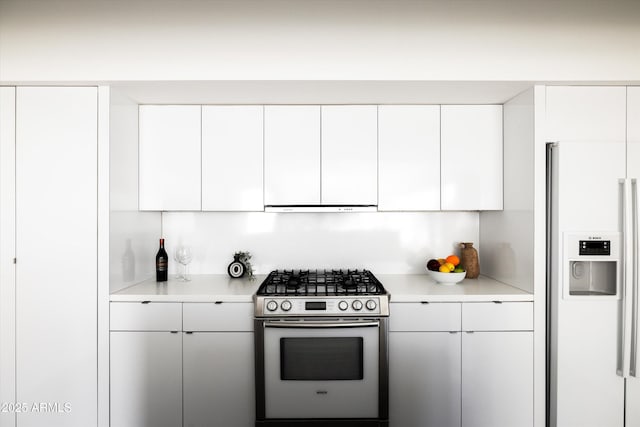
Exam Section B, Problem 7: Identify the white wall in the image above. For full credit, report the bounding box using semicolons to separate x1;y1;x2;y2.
480;88;535;292
162;211;479;275
1;0;639;82
109;88;160;292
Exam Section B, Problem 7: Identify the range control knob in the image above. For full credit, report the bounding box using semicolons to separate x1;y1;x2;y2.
338;300;349;311
366;299;378;311
281;300;292;312
266;300;278;312
352;300;363;311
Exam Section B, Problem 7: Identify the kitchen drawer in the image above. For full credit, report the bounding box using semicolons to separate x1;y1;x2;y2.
183;302;254;332
462;302;533;331
110;302;182;331
389;302;461;332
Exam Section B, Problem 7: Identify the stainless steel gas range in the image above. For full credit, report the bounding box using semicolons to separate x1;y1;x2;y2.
254;269;390;427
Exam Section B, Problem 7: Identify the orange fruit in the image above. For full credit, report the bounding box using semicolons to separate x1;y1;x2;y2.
446;255;460;266
438;265;450;273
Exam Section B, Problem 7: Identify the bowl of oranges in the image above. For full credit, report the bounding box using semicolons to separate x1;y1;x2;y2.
426;255;466;284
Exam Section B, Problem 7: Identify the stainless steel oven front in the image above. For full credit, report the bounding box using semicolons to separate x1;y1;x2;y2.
255;317;389;427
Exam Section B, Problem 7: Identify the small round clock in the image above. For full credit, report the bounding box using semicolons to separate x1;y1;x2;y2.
227;255;246;278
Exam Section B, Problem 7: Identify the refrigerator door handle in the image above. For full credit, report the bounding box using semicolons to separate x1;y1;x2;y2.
631;178;638;377
619;178;631;377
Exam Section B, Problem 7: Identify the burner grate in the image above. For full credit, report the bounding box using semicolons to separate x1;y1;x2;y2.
256;269;386;297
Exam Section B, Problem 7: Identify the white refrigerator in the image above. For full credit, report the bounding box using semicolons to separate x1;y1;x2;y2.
547;140;640;427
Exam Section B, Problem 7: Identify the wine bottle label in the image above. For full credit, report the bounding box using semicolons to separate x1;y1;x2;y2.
157;259;167;272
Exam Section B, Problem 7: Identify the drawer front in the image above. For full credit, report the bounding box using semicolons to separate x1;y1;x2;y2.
389;302;461;332
183;302;254;332
110;302;182;331
462;302;533;331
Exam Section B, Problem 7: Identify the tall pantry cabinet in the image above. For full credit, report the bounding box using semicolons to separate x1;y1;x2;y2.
0;87;99;427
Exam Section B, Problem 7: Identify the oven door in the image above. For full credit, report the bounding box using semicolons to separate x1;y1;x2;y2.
262;319;380;419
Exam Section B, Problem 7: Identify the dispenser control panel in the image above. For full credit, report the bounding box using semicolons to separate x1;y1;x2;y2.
579;240;610;256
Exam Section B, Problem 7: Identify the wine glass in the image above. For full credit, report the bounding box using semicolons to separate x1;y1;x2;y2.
174;246;193;281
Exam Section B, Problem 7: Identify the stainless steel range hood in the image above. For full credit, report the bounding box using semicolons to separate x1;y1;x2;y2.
264;205;377;213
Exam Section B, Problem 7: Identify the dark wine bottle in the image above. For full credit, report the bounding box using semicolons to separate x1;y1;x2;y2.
156;238;168;282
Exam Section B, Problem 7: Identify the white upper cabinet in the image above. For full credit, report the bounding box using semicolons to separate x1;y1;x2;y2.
137;102;505;211
378;105;440;211
321;106;378;205
264;106;321;206
264;105;377;206
545;86;627;143
201;106;264;211
628;87;640;181
139;105;201;211
441;105;503;211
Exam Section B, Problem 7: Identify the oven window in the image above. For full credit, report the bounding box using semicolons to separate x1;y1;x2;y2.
280;337;364;381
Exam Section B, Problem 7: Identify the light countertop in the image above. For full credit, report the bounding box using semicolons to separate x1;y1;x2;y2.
110;273;532;303
379;274;533;302
110;274;265;302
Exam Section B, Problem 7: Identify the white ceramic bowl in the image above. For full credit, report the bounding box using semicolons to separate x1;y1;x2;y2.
426;269;466;285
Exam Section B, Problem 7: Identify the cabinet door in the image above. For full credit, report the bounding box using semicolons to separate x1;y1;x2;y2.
378;105;440;211
462;332;533;427
441;105;503;210
321;106;378;205
15;87;97;426
139;105;201;210
183;302;254;332
183;332;254;427
462;302;533;331
389;302;461;332
628;87;640;181
264;106;320;205
110;302;183;331
110;332;182;427
0;87;16;427
546;86;627;143
202;106;264;211
390;332;461;427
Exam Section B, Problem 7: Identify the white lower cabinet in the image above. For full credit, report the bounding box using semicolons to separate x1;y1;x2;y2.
390;332;461;427
461;302;534;427
390;302;461;427
110;302;254;427
110;302;183;427
182;302;254;427
389;302;533;427
183;332;254;427
110;331;183;427
461;331;533;427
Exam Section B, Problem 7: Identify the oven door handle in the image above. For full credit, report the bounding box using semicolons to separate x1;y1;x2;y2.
263;320;380;329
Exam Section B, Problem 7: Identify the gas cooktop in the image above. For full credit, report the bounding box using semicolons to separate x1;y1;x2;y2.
256;269;387;297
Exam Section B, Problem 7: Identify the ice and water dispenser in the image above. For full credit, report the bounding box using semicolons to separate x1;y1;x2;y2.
564;233;620;297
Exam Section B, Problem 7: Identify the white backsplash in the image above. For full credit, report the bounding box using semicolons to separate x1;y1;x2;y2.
161;211;479;275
